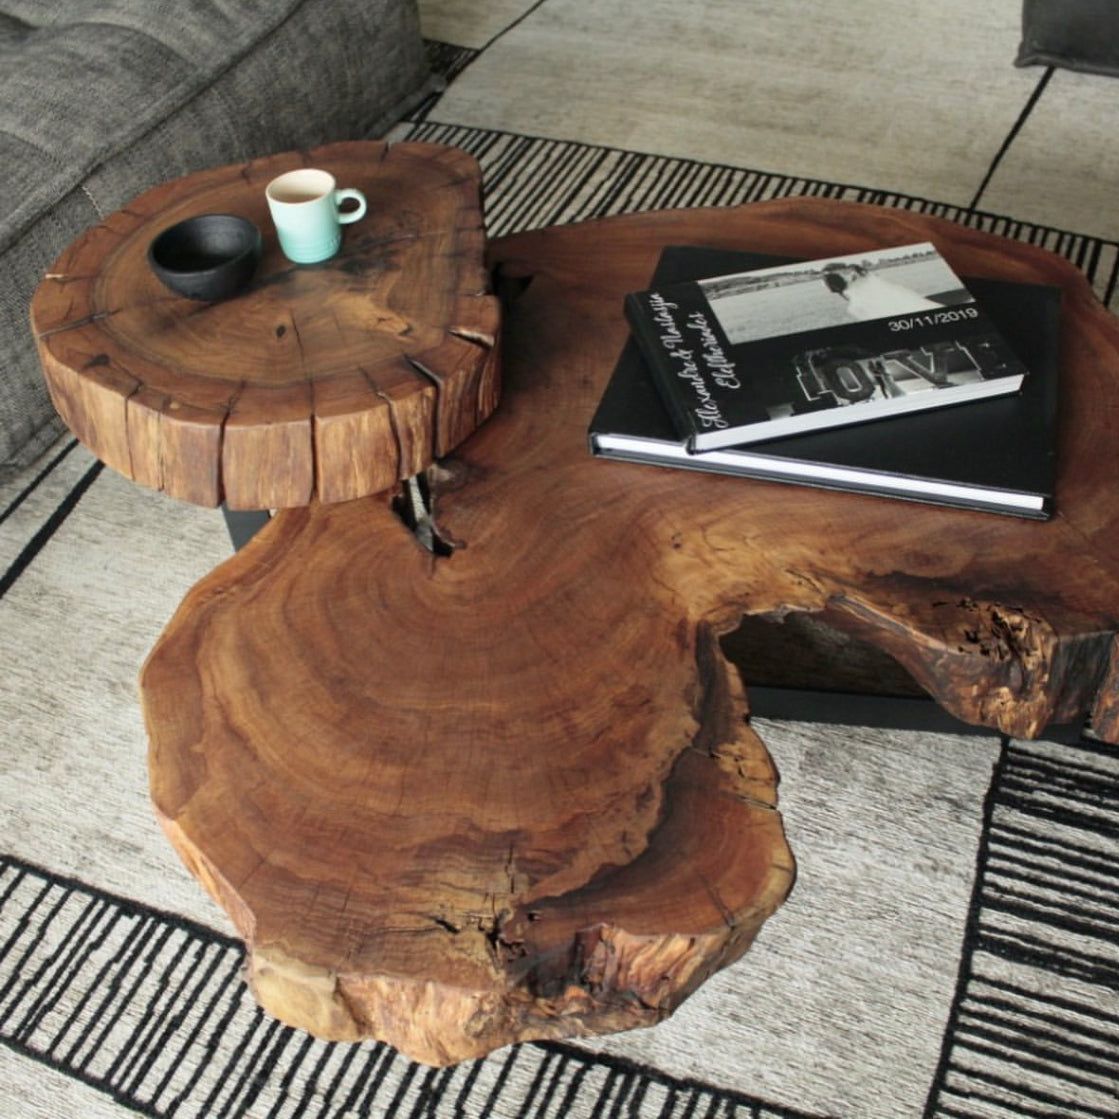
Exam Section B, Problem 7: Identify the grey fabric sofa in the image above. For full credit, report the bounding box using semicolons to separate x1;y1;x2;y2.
0;0;435;472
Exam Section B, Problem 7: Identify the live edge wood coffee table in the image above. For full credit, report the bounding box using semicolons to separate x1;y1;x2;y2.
33;160;1119;1065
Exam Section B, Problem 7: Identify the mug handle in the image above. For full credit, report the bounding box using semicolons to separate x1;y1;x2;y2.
334;188;367;224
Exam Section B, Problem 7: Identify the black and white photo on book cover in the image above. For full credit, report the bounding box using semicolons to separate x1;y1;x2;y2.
699;242;968;341
624;242;1032;452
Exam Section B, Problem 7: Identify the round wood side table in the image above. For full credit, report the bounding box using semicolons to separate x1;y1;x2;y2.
30;140;500;510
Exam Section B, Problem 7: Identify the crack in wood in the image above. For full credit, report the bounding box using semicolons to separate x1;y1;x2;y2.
404;355;444;454
429;914;461;935
43;273;98;284
116;368;143;485
36;308;118;340
212;381;247;506
448;325;495;348
360;368;406;485
408;472;455;557
695;869;738;931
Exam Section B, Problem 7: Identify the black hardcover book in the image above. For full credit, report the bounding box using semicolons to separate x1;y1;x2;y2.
624;241;1032;452
590;246;1060;519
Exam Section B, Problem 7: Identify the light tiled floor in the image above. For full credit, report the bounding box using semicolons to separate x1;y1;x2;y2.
419;0;538;49
418;0;1119;239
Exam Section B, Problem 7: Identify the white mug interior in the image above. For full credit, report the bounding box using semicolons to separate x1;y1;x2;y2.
266;169;336;206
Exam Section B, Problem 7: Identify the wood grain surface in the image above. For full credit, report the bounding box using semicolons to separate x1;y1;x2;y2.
142;199;1119;1065
31;141;500;509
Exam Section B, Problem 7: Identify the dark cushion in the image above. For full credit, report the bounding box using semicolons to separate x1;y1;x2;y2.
0;0;435;470
1017;0;1119;76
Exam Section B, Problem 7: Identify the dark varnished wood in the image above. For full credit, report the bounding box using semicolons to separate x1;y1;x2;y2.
142;199;1119;1066
31;141;500;509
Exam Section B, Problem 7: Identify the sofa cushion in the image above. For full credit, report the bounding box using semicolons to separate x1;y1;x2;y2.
0;0;435;470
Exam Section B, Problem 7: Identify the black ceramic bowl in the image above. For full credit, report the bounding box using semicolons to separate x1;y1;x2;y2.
148;214;262;301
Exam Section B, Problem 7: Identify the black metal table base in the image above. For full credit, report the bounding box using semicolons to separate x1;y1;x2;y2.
221;505;270;552
747;685;1085;742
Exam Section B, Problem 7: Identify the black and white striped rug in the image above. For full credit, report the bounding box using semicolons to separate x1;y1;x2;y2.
2;30;1118;1119
395;118;1119;314
1;732;1115;1117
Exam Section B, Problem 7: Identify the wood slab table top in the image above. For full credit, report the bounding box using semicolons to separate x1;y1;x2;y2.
141;199;1119;1066
30;141;500;510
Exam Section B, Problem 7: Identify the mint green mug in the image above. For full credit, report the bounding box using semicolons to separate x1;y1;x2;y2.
265;168;367;264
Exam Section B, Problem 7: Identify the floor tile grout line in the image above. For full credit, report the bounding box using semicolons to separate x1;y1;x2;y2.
969;67;1054;211
416;0;553;121
479;0;552;54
